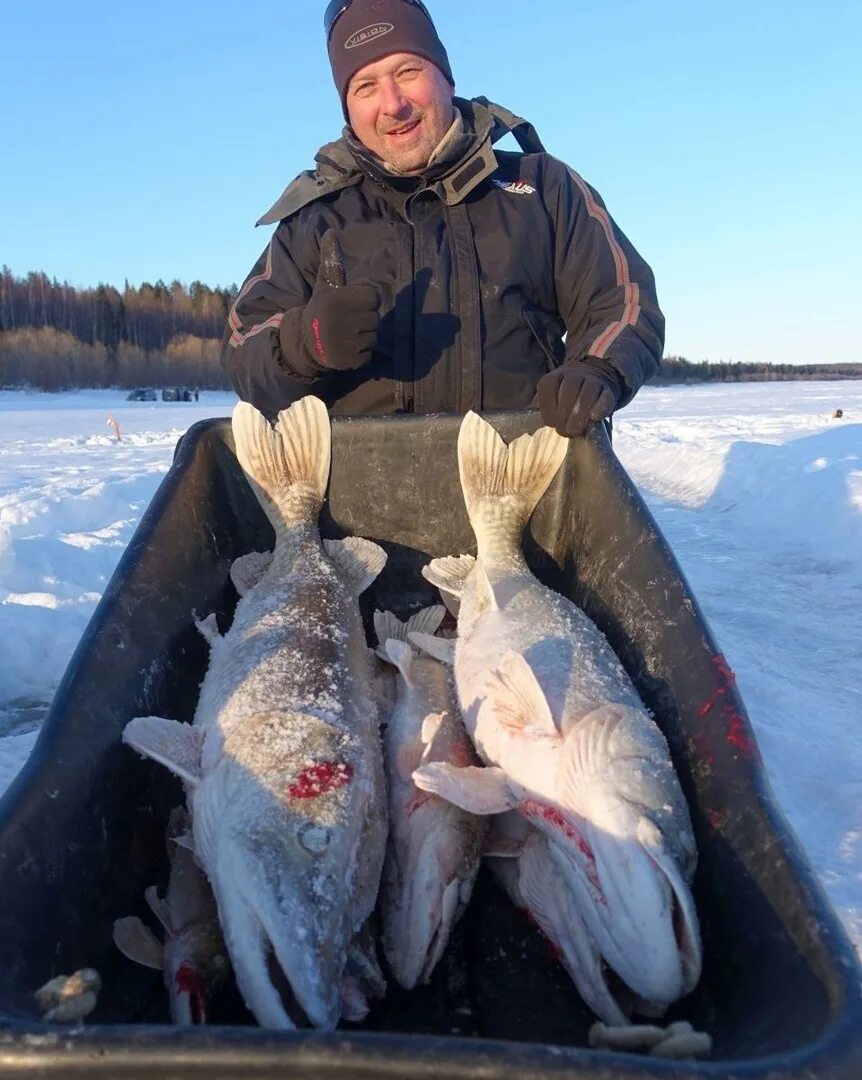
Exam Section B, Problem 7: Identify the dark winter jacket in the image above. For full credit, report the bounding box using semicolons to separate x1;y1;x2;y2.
221;98;664;420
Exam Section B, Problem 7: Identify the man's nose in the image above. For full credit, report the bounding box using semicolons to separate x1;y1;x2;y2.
379;79;411;117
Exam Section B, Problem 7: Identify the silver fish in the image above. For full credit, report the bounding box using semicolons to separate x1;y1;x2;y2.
113;806;229;1024
484;811;629;1026
414;411;701;1018
123;397;388;1030
374;607;487;988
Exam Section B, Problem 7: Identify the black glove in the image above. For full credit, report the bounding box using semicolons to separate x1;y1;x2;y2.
536;358;624;437
283;231;381;373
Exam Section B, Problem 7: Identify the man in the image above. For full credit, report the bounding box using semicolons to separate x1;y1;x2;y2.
222;0;664;436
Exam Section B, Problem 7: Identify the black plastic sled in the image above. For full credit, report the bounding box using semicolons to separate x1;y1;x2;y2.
0;410;860;1079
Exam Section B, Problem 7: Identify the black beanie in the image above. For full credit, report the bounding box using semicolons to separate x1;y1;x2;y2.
328;0;454;116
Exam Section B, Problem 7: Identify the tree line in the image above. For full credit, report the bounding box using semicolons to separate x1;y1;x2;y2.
1;267;860;392
0;268;238;390
654;357;862;384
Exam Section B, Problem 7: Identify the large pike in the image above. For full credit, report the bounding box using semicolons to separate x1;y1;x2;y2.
123;397;388;1029
374;607;486;988
415;412;701;1018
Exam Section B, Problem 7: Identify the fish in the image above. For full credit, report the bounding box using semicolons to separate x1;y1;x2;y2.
113;806;229;1024
484;811;628;1026
414;411;702;1018
123;396;389;1030
374;607;487;988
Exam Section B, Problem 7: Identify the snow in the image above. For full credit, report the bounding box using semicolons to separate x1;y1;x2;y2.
0;382;859;958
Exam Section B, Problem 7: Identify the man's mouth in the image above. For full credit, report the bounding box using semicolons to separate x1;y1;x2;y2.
386;119;421;140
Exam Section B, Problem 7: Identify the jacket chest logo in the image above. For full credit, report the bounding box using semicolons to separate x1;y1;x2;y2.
492;179;537;196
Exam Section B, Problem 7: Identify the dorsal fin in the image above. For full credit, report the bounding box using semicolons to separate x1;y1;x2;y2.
324;537;387;596
422;555;475;599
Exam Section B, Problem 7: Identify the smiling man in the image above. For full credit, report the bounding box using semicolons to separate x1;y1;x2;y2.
222;0;665;436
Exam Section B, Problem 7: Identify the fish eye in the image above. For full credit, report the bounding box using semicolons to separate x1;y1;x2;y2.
297;823;332;854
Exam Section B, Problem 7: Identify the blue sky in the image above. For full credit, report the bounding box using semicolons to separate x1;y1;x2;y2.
2;0;859;366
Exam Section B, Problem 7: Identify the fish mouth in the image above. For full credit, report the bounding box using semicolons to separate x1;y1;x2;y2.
266;949;312;1028
172;962;209;1025
212;867;342;1030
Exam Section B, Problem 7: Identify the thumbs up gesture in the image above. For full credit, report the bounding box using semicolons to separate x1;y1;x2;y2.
303;230;381;371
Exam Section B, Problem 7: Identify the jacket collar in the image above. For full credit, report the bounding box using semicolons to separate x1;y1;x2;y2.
256;97;546;226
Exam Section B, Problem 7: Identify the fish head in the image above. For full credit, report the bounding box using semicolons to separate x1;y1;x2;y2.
383;807;483;989
194;711;372;1029
163;935;230;1025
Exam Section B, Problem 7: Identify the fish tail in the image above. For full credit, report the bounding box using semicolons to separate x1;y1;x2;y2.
457;412;568;551
232;397;330;531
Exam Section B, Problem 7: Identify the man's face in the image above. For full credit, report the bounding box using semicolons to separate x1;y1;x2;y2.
346;52;455;174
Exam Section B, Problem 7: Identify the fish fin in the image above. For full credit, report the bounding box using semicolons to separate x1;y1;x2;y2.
232;396;330;532
373;609;404;648
408;631;455;666
483;652;557;738
422;555;475;599
112;917;164;971
144;886;173;933
413;763;519;815
636;818;703;993
373;606;444;647
122;716;203;787
380;638;414;685
406;605;447;637
324;537;387;596
420;711;446;749
194;612;221;646
457;411;568;532
230;551;273;597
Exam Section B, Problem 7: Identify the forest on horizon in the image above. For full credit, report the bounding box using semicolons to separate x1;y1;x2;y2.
1;268;860;391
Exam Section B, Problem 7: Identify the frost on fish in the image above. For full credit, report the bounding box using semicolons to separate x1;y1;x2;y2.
122;397;388;1030
417;411;702;1020
374;607;486;989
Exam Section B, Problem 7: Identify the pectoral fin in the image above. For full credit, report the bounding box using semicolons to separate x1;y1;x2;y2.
112;917;164;971
122;716;204;787
413;763;519;815
483;652;557;738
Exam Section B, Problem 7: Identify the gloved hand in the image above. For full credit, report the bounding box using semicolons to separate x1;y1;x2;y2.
536;358;624;437
297;230;381;372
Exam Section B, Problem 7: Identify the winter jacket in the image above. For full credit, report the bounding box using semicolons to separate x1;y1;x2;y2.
221;97;664;420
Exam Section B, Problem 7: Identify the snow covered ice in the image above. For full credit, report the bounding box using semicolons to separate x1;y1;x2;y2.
0;381;859;960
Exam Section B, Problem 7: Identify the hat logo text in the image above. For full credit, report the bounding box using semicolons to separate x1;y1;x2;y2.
345;23;394;49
